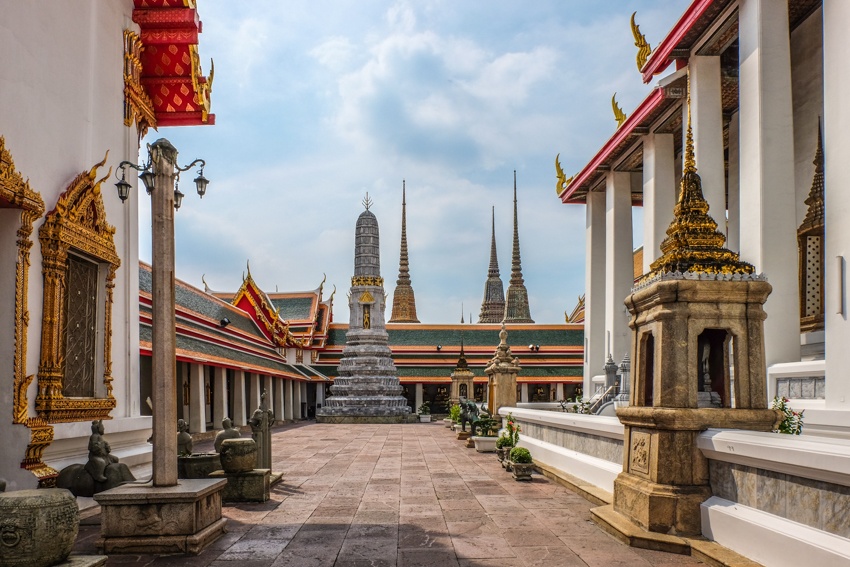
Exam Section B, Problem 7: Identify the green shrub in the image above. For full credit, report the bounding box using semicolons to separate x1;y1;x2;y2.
449;404;461;422
418;401;431;415
504;413;521;445
509;447;532;464
496;435;513;449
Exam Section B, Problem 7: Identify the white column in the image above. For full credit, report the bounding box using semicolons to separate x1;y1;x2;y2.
415;383;423;409
212;366;227;429
316;381;325;408
739;0;801;372
248;372;261;412
520;383;529;403
824;0;850;410
605;171;634;365
584;190;607;392
273;377;284;423
188;363;206;433
727;111;741;252
556;383;564;401
232;369;247;426
690;55;727;228
642;133;677;271
293;381;302;419
284;380;294;421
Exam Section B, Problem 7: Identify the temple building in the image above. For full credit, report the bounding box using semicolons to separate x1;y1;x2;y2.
504;171;534;323
478;207;506;323
389;181;420;323
557;0;849;436
0;1;213;490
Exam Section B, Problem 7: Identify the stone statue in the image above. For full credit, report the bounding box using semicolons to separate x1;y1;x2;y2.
177;418;193;456
249;392;274;469
460;399;496;436
57;420;135;497
85;419;119;482
214;417;242;453
0;478;5;492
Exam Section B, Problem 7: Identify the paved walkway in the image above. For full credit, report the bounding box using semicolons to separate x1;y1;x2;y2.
74;421;704;566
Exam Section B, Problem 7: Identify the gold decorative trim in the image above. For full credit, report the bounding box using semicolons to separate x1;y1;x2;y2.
351;276;384;287
22;417;59;487
36;153;120;423
359;290;374;303
123;30;157;140
231;271;306;348
0;137;46;425
630;12;652;71
554;153;574;195
612;93;627;128
189;45;213;123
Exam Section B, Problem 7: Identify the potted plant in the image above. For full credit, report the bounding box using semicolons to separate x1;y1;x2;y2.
471;413;499;452
418;401;431;422
499;413;521;470
509;446;533;481
495;434;513;465
447;403;461;428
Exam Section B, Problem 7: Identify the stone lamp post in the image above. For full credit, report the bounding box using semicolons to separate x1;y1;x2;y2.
96;139;226;555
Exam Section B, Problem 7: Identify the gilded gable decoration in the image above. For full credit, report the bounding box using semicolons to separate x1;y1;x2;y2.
36;152;121;423
630;12;652;71
123;30;157;140
612;93;627;127
231;268;305;348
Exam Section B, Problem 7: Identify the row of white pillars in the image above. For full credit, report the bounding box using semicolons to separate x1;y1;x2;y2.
179;363;308;431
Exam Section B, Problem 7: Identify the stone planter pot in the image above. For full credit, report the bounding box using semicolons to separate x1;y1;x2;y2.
443;418;453;428
471;436;498;453
419;414;431;423
0;488;78;567
178;452;222;479
219;438;258;473
511;462;534;481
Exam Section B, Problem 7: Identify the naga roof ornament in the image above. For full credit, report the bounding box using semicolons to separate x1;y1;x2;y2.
555;153;575;195
612;94;627;128
631;12;652;71
644;75;754;280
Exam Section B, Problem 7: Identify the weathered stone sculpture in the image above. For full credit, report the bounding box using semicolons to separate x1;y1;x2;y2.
57;420;135;497
176;419;193;457
0;489;79;567
210;438;270;502
0;479;5;492
249;393;274;470
213;417;241;453
485;323;520;415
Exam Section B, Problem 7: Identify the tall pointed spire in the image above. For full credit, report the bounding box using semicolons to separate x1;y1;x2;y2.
389;180;420;323
504;170;534;323
478;206;506;323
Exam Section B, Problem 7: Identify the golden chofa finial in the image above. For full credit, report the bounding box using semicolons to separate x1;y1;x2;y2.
631;12;652;71
612;93;627;127
555;153;575;195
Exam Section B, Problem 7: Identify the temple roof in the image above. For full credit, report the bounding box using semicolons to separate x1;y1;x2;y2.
131;0;214;127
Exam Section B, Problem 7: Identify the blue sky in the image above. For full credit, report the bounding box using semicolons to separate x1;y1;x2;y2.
140;0;690;324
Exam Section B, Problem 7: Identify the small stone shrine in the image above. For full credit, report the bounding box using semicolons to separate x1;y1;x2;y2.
249;392;274;470
485;323;520;416
316;195;411;423
450;338;475;406
594;90;781;538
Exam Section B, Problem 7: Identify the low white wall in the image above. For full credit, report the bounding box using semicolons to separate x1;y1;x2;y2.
699;429;850;565
499;407;624;494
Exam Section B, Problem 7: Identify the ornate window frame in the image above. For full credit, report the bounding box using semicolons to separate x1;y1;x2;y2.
36;153;121;423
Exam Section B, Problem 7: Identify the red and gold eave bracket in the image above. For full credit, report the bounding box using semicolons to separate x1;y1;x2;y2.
133;0;215;127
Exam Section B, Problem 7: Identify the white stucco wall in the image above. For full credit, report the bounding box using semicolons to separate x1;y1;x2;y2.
0;1;146;488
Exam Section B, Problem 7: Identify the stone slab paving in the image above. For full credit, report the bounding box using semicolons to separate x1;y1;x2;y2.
73;421;704;566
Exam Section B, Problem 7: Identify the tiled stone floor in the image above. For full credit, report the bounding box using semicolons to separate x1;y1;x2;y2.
73;421;704;566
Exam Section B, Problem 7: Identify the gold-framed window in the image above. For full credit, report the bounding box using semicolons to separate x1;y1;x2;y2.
36;154;120;423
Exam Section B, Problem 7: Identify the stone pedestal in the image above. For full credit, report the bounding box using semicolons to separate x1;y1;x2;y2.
485;324;520;415
177;453;220;480
456;431;471;441
94;479;227;555
209;469;270;502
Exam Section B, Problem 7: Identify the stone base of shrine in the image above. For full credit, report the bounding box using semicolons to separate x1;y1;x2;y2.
315;414;416;424
94;479;226;555
209;469;270;502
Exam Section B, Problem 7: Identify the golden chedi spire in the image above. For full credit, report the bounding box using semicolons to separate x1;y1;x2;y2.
647;79;754;278
389;180;420;323
799;119;825;236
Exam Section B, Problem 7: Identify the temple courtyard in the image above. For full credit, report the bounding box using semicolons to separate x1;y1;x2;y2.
73;421;703;567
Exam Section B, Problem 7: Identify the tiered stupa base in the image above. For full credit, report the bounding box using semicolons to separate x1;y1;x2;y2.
316;330;412;424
